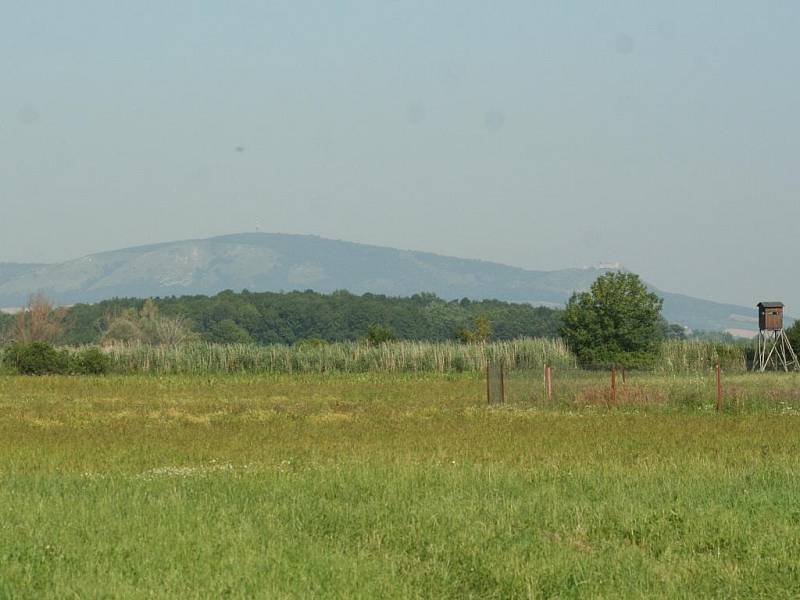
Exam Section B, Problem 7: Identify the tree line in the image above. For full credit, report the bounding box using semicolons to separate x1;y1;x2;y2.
5;273;795;373
3;290;564;346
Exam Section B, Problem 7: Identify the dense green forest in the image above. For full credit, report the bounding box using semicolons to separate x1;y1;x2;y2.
54;290;563;345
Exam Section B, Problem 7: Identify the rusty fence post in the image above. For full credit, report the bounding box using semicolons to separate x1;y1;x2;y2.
716;363;722;412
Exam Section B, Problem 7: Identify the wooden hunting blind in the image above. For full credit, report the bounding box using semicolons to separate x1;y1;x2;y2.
758;302;784;331
755;301;799;372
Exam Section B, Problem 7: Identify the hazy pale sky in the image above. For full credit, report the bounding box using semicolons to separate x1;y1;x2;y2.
2;1;799;308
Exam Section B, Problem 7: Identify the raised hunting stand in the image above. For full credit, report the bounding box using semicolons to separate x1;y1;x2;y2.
755;302;800;372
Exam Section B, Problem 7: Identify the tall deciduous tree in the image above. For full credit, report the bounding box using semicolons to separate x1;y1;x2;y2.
102;300;196;347
9;294;66;344
561;272;664;367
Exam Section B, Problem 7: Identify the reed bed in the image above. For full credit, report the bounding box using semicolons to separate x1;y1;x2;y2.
100;338;577;375
655;339;747;374
0;338;750;376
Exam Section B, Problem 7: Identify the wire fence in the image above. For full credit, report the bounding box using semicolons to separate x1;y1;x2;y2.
486;360;797;412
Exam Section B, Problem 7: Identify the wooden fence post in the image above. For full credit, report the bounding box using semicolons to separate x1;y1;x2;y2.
500;362;505;404
486;361;491;405
543;363;550;397
546;366;553;403
611;366;617;406
716;363;722;412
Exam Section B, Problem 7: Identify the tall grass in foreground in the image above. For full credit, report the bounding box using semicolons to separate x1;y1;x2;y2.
101;338;577;375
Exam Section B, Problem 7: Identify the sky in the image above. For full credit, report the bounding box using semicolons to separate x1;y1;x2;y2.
1;1;799;308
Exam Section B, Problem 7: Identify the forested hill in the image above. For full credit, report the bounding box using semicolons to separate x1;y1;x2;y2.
60;290;564;345
0;232;760;333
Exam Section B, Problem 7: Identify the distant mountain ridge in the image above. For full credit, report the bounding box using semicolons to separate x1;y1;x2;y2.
0;263;46;282
0;233;762;333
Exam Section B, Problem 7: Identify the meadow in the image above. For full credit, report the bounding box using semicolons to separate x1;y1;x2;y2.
2;370;800;598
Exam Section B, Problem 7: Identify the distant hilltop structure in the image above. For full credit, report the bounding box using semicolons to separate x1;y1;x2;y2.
596;261;624;270
582;262;625;271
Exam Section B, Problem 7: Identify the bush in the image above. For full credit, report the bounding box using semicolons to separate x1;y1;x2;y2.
366;324;396;345
70;347;112;375
2;342;69;375
455;315;492;344
1;343;112;376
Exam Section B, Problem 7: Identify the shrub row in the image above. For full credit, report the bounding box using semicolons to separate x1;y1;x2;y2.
1;342;112;375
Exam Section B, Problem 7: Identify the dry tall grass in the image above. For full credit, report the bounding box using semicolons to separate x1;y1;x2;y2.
0;337;750;375
101;338;576;375
95;338;748;375
655;339;747;373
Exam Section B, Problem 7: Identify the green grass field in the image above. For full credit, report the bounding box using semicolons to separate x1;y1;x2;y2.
2;373;800;598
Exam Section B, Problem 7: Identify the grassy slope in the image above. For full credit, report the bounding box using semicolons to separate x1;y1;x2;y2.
1;374;800;598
